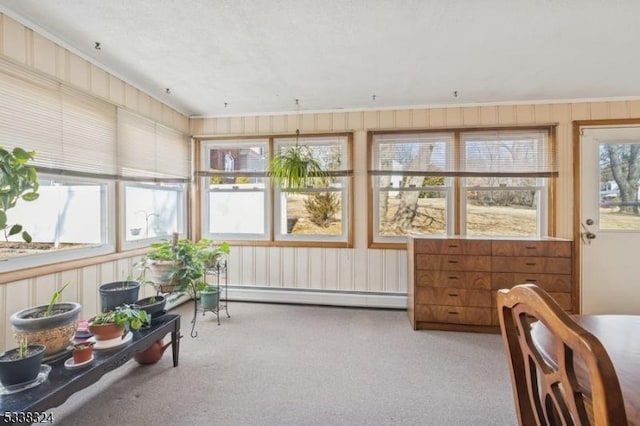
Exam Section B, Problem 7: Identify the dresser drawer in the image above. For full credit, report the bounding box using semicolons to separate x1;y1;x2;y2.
416;287;492;307
416;254;492;272
492;256;572;274
491;272;572;292
416;305;493;326
416;271;491;289
492;240;572;257
414;239;491;255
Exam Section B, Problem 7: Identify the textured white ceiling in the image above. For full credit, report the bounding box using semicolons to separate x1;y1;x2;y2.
1;0;639;117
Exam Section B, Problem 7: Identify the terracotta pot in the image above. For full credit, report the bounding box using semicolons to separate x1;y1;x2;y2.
72;342;94;363
88;321;125;341
134;339;172;365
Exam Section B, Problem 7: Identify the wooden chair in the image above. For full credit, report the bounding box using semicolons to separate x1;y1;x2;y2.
497;284;627;426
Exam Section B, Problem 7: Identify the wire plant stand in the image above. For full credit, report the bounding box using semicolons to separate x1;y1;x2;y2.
190;260;229;338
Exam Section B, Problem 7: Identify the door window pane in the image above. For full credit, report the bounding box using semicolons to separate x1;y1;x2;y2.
599;143;640;230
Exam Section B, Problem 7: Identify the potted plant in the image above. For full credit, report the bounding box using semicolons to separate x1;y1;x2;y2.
99;279;141;312
71;341;95;364
0;337;46;387
267;131;327;190
10;281;82;357
134;294;167;319
0;146;39;243
88;304;150;341
199;284;220;310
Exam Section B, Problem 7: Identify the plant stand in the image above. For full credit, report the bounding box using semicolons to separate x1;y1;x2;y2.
190;260;229;338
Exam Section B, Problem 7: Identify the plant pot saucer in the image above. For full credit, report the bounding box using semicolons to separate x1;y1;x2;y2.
89;332;133;350
42;347;72;364
0;365;51;395
64;355;94;369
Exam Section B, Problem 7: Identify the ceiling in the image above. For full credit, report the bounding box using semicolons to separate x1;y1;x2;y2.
1;0;640;118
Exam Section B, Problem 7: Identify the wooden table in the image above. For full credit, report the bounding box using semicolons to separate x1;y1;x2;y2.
0;314;181;423
531;315;640;425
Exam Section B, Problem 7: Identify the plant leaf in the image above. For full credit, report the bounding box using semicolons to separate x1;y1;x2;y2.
0;211;5;228
22;230;32;243
9;224;22;236
22;192;39;202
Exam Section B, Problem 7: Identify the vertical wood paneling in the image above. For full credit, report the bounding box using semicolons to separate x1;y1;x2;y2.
395;110;411;128
124;85;138;110
429;108;445;127
308;248;324;289
281;247;296;287
60;269;80;304
534;104;552;123
32;32;56;76
397;250;407;293
332;112;347;130
294;247;309;288
628;101;640;117
138;92;152;117
411;109;428;127
0;284;6;350
445;108;463;127
229;117;243;133
268;247;282;287
498;105;516;124
379;110;394;128
363;111;378;129
515;105;535;123
324;249;339;289
4;280;30;349
347;111;363;130
258;116;272;133
301;114;315;132
270;115;285;133
68;54;90;91
338;249;354;290
254;246;269;285
316;113;333;131
608;101;628;119
462;107;480;126
90;65;109;99
34;274;56;307
589;102;609;120
55;46;66;81
367;250;384;292
571;103;590;120
244;116;257;133
1;15;27;64
109;76;124;105
480;105;498;124
81;265;99;318
240;246;255;284
383;250;400;292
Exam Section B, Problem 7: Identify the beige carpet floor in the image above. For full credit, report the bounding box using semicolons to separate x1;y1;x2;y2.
50;301;516;425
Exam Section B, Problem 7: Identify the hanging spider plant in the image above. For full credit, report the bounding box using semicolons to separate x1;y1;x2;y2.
267;131;327;190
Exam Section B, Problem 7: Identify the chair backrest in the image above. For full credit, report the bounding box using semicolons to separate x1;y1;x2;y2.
497;284;627;426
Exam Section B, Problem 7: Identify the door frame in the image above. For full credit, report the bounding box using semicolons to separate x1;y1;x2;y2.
572;118;640;314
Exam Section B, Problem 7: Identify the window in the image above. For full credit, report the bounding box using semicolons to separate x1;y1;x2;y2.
0;175;114;271
369;127;556;246
200;140;269;240
199;134;352;246
0;60;190;270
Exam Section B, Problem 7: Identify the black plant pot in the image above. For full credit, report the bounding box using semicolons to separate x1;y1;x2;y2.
99;281;141;312
134;295;166;318
0;344;46;387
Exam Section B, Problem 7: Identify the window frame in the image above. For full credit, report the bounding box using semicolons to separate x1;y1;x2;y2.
368;126;557;248
0;173;116;273
197;133;353;248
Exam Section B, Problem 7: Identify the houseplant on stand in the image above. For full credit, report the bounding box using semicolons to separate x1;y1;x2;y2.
88;304;150;341
98;279;141;312
10;281;82;358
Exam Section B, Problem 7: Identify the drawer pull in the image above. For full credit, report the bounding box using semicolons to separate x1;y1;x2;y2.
447;276;459;280
448;244;458;248
448;260;458;264
525;246;537;250
448;293;459;297
526;278;537;283
448;311;459;315
525;262;536;266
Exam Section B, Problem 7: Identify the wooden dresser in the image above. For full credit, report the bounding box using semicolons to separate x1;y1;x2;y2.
407;236;573;332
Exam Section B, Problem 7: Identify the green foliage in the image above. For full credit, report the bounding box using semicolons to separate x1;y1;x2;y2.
304;192;339;227
235;176;249;184
89;304;149;333
138;237;230;297
16;336;28;359
0;147;39;242
210;175;223;184
44;280;72;317
267;145;327;190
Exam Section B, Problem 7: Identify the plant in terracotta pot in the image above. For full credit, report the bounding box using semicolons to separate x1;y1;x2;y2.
88;304;150;341
0;337;46;387
71;341;95;364
10;281;82;357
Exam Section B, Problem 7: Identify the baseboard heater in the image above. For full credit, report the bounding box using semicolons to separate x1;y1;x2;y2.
167;286;406;310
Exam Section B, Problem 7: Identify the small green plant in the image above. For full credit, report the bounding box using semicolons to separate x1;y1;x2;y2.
16;336;28;359
304;192;339;227
44;280;71;317
73;342;94;351
89;304;149;333
0;147;39;242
